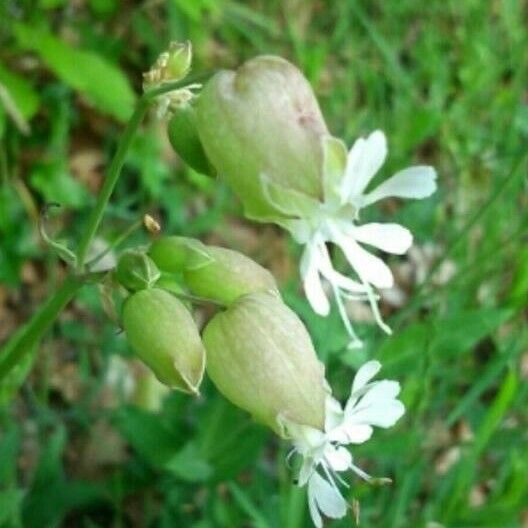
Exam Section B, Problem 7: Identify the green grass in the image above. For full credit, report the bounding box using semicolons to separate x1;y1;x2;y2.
1;0;527;527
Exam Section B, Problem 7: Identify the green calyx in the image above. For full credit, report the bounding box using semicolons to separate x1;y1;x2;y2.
122;288;205;394
202;292;326;435
149;236;278;305
115;250;160;291
195;55;328;221
168;105;214;176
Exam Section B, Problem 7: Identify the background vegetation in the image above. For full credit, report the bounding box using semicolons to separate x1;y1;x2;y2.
1;0;527;526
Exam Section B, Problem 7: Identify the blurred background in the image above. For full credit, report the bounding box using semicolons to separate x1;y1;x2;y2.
1;1;527;527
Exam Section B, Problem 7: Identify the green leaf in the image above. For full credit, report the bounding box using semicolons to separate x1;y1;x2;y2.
165;442;213;482
228;482;273;528
0;345;37;406
14;24;136;122
197;398;268;480
30;162;89;209
0;488;24;525
114;406;181;468
0;63;40;120
22;426;104;528
0;425;21;483
430;308;514;357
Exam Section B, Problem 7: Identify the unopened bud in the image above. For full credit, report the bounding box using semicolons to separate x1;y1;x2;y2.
143;41;192;89
143;41;200;118
203;292;326;434
123;288;205;394
149;236;278;304
116;250;160;291
168;106;214;176
195;55;328;220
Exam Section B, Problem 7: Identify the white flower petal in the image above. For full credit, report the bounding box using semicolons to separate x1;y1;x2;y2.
348;399;405;428
324;396;344;432
352;360;381;394
352;223;413;255
339;136;365;201
362;165;437;206
300;245;330;316
308;473;348;523
329;423;373;445
318;252;366;294
362;380;401;403
308;485;324;528
342;130;387;201
324;445;352;472
333;233;394;289
299;455;317;487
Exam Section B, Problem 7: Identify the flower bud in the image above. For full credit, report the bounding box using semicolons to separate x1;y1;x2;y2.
195;55;328;220
148;236;207;273
149;236;278;304
122;288;205;394
143;41;201;118
202;292;326;434
168;106;214;176
143;41;192;88
115;250;160;291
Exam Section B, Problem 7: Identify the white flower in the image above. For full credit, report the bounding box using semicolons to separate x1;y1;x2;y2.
280;360;405;528
262;131;437;348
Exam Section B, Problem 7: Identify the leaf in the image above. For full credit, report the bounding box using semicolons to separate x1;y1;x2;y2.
0;488;24;525
0;426;20;483
430;308;513;357
30;161;90;209
22;426;104;528
114;406;181;468
0;345;37;406
14;24;136;122
196;398;268;480
165;442;213;482
228;482;273;528
0;63;40;122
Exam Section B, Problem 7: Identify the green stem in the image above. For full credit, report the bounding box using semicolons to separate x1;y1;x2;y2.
75;74;211;269
85;218;143;270
0;275;82;381
0;72;214;383
75;98;150;269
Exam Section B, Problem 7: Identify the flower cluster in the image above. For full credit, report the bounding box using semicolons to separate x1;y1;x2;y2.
277;132;437;347
126;49;438;528
194;56;437;348
280;360;405;527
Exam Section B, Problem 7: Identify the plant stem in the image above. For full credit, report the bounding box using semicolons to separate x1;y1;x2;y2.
75;74;211;269
0;72;214;382
75;98;150;269
85;218;143;270
0;275;82;381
